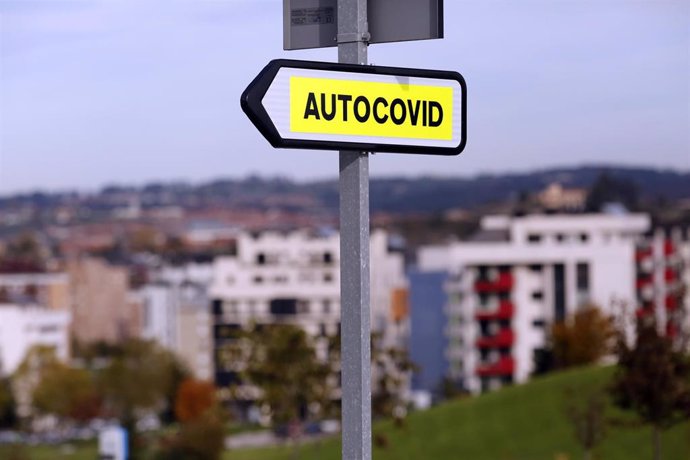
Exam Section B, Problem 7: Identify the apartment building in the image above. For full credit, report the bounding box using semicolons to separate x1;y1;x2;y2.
68;258;141;345
635;228;690;343
209;229;407;388
413;213;654;394
0;305;71;376
139;263;214;380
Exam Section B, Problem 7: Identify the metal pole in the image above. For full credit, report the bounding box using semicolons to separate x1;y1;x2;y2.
338;1;370;460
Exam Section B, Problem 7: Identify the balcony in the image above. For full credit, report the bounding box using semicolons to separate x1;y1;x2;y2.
636;276;653;290
635;307;654;319
665;295;679;311
635;247;652;262
475;301;514;321
664;268;677;283
476;356;514;377
476;329;514;348
474;273;513;293
664;240;675;256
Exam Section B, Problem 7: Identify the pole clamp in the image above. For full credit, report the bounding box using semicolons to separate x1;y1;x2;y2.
336;31;371;44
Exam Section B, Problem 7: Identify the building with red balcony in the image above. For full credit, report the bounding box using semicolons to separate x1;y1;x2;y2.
416;213;654;394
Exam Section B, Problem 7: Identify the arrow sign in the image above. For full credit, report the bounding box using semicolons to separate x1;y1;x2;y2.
241;59;467;155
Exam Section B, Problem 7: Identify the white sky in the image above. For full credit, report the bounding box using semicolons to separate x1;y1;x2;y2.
1;0;688;194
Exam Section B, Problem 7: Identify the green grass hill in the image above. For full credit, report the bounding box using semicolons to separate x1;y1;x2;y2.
233;366;690;460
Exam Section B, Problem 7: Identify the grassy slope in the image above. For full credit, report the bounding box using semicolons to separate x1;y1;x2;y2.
3;367;688;459
230;366;690;460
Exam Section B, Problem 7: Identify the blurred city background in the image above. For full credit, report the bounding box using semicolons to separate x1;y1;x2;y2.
0;1;689;460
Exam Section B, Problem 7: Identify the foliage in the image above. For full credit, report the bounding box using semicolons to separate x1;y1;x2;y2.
6;367;690;460
155;410;226;460
552;306;614;369
564;385;608;460
32;364;101;422
609;317;690;459
174;379;217;423
242;324;332;427
585;172;639;212
13;345;63;422
0;377;17;428
371;332;416;421
98;339;183;459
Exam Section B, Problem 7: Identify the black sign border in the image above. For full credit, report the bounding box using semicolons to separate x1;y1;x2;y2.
241;59;467;156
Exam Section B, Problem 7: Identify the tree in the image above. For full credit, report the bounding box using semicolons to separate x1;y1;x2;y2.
174;379;216;423
242;325;332;431
98;340;182;460
585;172;639;212
155;410;226;460
32;364;101;422
564;385;608;460
12;345;62;423
552;306;614;369
0;377;17;429
371;332;416;422
609;318;690;460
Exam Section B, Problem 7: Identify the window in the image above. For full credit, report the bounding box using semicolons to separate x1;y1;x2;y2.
553;264;566;322
324;273;334;283
270;298;298;315
527;234;542;243
529;264;543;272
532;319;546;328
555;233;565;243
579;233;589;243
323;300;332;314
256;253;266;265
576;263;589;291
531;291;544;301
323;252;333;264
253;275;263;284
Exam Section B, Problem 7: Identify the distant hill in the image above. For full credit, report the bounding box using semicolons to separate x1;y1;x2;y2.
1;165;689;216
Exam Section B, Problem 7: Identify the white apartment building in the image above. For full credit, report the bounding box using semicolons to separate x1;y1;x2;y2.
417;213;652;393
209;229;407;387
0;305;71;376
139;263;214;380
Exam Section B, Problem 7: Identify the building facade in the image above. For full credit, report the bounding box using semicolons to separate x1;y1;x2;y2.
0;305;71;376
68;258;140;345
414;213;653;394
209;229;407;388
139;263;214;380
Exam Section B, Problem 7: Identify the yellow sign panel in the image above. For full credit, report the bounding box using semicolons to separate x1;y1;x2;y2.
289;76;453;140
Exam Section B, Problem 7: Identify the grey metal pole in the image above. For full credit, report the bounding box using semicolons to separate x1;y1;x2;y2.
337;0;371;460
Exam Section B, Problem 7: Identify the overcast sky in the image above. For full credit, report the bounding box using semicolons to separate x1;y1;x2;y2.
1;0;688;194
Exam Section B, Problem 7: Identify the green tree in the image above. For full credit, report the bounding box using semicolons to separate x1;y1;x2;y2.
564;385;608;460
98;340;181;460
242;325;332;433
32;364;101;422
371;332;416;422
13;345;62;424
0;377;17;429
609;318;690;460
